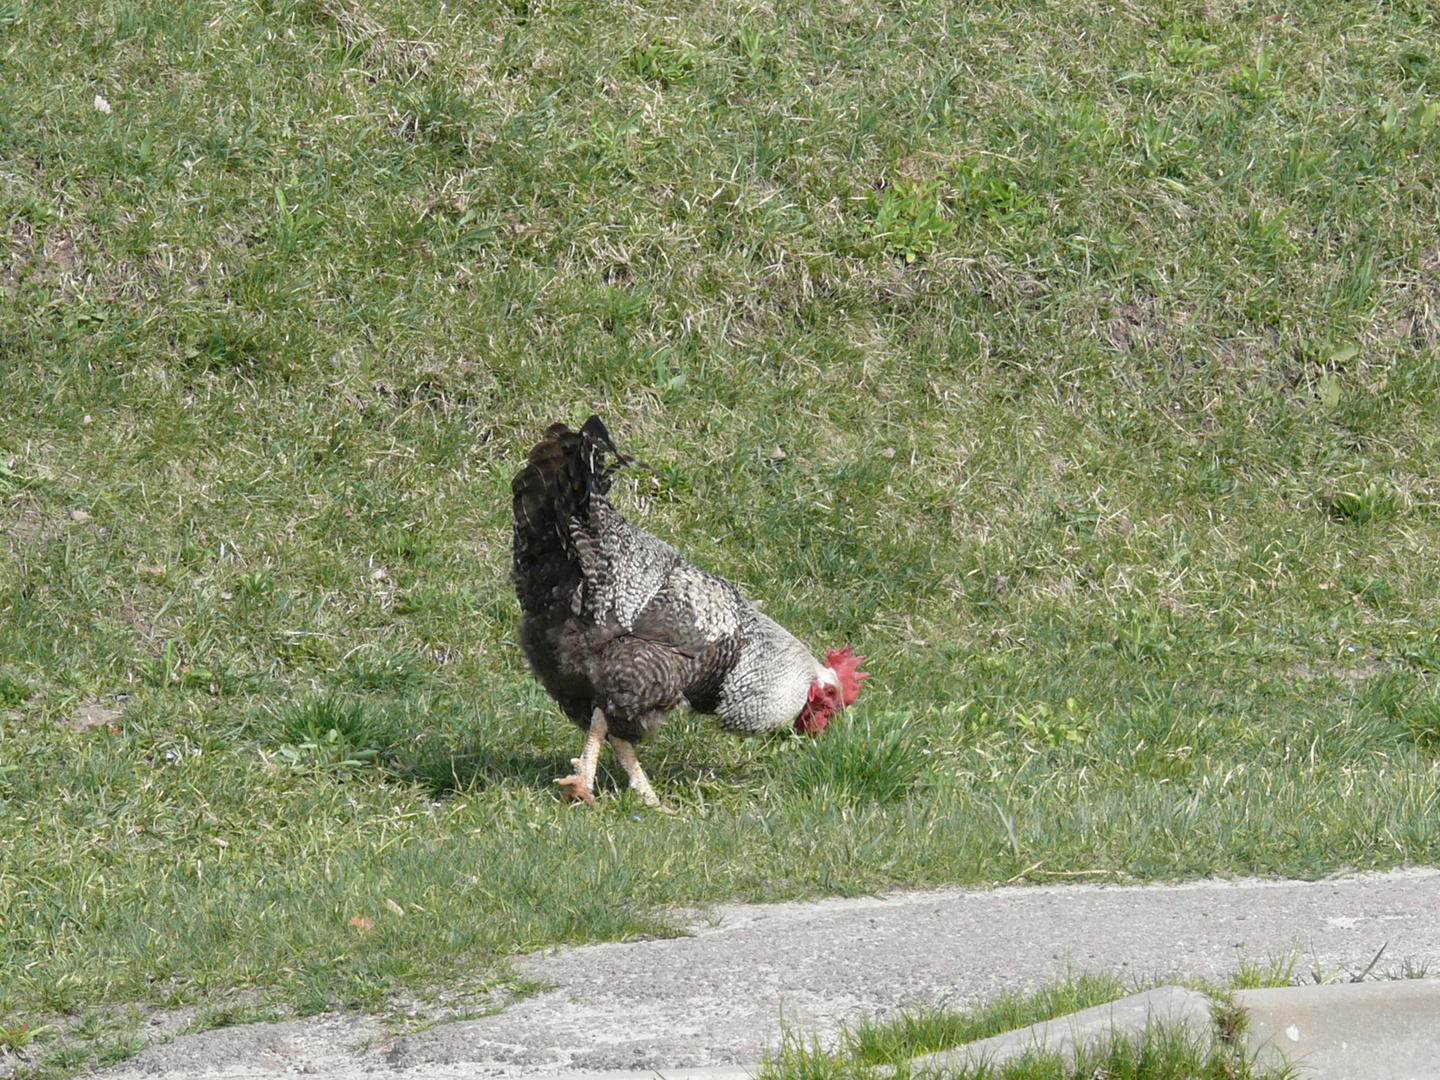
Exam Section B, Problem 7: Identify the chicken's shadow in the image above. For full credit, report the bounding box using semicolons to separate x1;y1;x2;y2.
392;739;759;802
392;743;577;797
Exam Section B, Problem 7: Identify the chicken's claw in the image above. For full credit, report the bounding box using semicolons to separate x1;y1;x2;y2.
554;774;596;804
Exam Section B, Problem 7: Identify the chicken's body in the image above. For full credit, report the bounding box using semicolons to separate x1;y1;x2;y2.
511;417;864;806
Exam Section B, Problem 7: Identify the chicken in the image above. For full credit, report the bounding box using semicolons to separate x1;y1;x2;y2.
511;416;867;807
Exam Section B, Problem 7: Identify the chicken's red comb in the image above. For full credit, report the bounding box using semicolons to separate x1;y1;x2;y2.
826;646;869;708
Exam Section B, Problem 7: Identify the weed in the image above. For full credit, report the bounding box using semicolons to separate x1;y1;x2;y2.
1325;482;1399;524
262;696;389;771
1229;955;1297;990
1165;34;1220;69
1399;957;1430;979
731;27;776;78
627;40;697;87
0;670;31;708
0;1020;37;1051
861;181;957;264
948;159;1038;220
1012;700;1088;750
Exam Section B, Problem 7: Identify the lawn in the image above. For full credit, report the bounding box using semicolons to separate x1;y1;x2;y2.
2;0;1439;1071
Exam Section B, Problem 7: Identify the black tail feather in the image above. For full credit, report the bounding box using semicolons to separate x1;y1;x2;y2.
510;417;634;615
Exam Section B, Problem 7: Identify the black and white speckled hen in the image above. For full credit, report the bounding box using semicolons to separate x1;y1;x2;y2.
511;416;867;808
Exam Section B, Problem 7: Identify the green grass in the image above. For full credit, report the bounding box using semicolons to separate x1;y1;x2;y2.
757;972;1295;1080
2;0;1440;1068
836;974;1139;1067
765;1024;1286;1080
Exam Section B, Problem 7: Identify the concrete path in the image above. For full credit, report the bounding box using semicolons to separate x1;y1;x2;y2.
1238;979;1440;1078
86;868;1440;1080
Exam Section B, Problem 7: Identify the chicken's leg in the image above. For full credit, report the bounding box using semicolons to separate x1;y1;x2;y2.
555;708;607;804
609;736;667;810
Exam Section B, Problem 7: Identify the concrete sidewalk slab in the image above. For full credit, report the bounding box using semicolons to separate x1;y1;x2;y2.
1239;979;1440;1079
909;985;1216;1073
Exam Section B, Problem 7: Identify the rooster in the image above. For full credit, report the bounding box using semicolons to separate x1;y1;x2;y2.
511;416;868;808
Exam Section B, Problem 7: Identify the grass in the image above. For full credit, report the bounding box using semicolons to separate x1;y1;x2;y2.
2;0;1440;1070
757;971;1296;1080
765;1024;1285;1080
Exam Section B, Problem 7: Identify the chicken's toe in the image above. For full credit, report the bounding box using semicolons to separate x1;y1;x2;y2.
554;774;596;804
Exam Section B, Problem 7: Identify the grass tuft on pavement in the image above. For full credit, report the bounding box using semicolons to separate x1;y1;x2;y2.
759;972;1297;1080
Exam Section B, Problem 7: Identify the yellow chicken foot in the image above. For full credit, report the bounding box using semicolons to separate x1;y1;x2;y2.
555;708;607;804
609;736;670;811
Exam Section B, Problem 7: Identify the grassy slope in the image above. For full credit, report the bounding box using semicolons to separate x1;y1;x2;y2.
2;0;1440;1048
